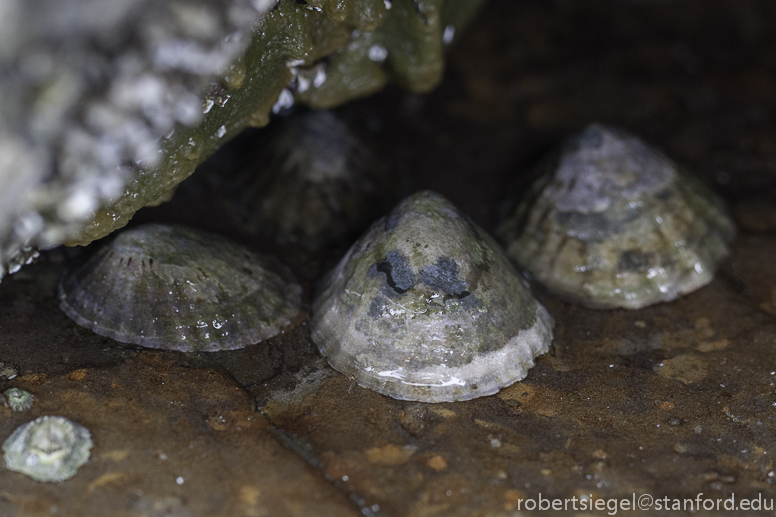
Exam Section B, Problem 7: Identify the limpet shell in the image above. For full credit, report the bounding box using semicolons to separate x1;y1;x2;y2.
58;224;302;352
0;362;18;380
495;123;735;309
3;416;92;482
4;388;34;412
231;111;395;250
312;191;554;403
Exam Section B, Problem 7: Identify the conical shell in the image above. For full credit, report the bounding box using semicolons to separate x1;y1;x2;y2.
232;111;395;250
59;224;301;352
312;191;554;403
495;124;735;309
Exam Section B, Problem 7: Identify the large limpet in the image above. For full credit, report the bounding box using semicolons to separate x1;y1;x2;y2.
3;416;92;482
495;123;735;309
59;224;302;352
311;191;554;403
231;111;395;250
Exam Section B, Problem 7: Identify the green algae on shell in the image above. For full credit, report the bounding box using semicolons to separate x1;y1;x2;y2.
4;388;34;412
231;110;395;250
58;224;301;352
311;191;554;403
495;123;736;310
3;416;92;482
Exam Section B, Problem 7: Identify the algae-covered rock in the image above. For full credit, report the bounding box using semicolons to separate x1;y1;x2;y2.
0;0;272;273
312;191;554;403
0;0;487;282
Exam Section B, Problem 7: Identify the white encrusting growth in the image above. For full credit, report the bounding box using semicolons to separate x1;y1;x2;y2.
0;0;275;282
272;88;294;113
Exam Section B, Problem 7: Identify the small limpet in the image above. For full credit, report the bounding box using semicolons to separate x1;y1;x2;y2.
58;223;302;352
495;123;735;309
3;416;93;482
4;388;34;412
312;191;554;403
0;362;18;380
231;111;395;250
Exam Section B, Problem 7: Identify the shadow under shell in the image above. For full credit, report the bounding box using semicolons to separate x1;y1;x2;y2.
58;224;302;352
229;110;396;251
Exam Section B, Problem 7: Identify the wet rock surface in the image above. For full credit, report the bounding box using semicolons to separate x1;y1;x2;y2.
3;0;776;515
0;283;357;515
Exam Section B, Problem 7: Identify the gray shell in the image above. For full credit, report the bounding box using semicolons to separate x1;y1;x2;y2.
495;124;735;309
4;388;34;412
312;191;554;403
232;111;395;250
3;416;92;482
58;224;302;352
0;362;18;380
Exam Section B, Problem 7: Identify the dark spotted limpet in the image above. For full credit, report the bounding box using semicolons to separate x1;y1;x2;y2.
312;191;554;403
495;123;735;309
58;224;301;352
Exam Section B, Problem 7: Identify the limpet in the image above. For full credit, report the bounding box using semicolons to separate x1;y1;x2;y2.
0;362;18;380
58;223;302;352
495;123;735;309
231;111;395;250
4;388;34;412
3;416;92;482
312;191;554;403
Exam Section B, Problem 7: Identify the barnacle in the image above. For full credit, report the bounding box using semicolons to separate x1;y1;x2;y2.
3;416;93;482
4;388;34;412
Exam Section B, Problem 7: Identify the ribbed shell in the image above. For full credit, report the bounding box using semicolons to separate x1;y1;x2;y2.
58;224;301;352
495;124;735;309
231;111;394;250
4;388;34;411
312;191;554;403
